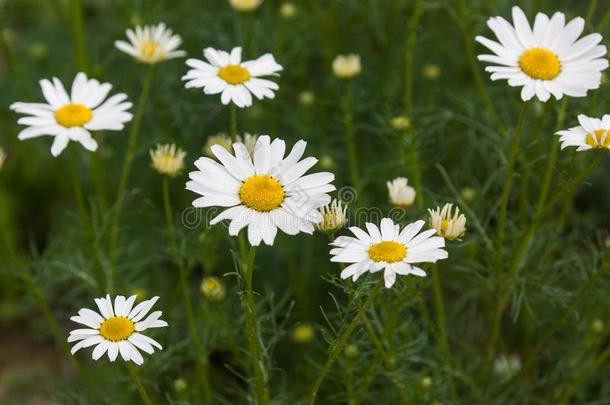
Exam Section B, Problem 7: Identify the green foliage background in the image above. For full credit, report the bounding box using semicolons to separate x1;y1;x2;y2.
0;0;609;403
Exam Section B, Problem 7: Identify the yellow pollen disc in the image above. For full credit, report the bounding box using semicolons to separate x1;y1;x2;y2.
368;241;407;263
140;42;158;59
55;103;93;128
99;316;135;342
519;48;561;80
218;64;251;85
239;175;285;212
585;129;610;149
440;219;449;235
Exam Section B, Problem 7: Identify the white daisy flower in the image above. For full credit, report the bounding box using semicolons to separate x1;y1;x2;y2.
10;73;133;157
115;23;186;64
557;114;610;151
183;47;283;108
428;203;466;241
150;143;186;177
186;135;335;246
330;218;448;288
332;54;362;79
315;199;348;233
387;177;416;208
68;295;168;365
476;6;608;102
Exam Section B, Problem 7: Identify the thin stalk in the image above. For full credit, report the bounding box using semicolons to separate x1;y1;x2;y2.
586;0;599;24
308;282;382;405
242;246;269;404
495;102;529;257
403;131;424;209
229;104;238;142
90;150;108;213
70;0;88;72
404;0;423;118
107;67;155;293
456;0;503;130
126;363;153;405
343;84;359;188
70;144;87;223
162;178;211;402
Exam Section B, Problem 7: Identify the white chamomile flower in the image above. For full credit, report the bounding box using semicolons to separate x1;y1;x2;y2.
330;218;448;288
387;177;416;208
186;135;335;246
332;54;361;79
68;295;168;365
115;23;186;64
183;47;283;108
428;203;466;241
557;114;610;151
315;199;348;233
10;73;132;157
476;6;608;102
150;143;186;177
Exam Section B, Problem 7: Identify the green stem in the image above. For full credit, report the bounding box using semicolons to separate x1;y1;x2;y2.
70;144;87;223
404;0;423;119
308;282;382;405
242;246;269;404
495;102;529;257
107;67;155;293
162;178;211;402
229;104;238;142
343;84;359;188
586;0;599;25
403;131;424;209
70;0;88;72
126;363;153;405
90;150;108;213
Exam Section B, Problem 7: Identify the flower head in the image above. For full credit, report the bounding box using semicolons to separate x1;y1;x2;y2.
280;2;297;18
200;276;226;302
115;23;185;64
428;203;466;241
150;144;186;177
183;47;283;108
10;73;132;157
186;135;335;246
332;54;361;79
68;295;168;365
391;115;411;131
229;0;263;12
494;354;522;378
557;114;610;151
0;148;6;170
292;323;315;343
387;177;416;208
422;64;441;80
315;199;348;233
205;133;257;157
298;90;315;106
476;6;608;102
331;218;448;288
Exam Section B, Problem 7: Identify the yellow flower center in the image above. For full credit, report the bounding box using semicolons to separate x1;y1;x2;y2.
218;64;251;85
55;103;93;128
368;241;407;263
99;316;135;342
519;48;561;80
239;175;285;212
139;42;158;60
440;219;449;235
585;129;610;149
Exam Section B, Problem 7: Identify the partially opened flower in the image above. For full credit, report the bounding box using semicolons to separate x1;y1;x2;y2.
557;114;610;151
316;199;348;233
229;0;263;12
183;47;283;108
68;295;168;365
115;23;186;64
428;203;466;240
332;54;361;79
330;218;448;288
387;177;416;208
186;135;335;246
150;143;186;177
476;6;608;102
10;73;132;157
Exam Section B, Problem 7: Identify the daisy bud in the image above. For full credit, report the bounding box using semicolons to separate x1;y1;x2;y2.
428;203;466;241
315;199;348;233
319;155;336;170
279;2;296;18
493;354;522;378
420;376;433;389
28;42;48;60
344;344;359;359
592;319;604;333
391;115;411;131
332;54;361;79
292;323;315;344
204;133;232;157
229;0;263;12
387;177;416;208
200;276;226;302
299;90;315;106
0;148;6;171
150;144;186;177
173;378;188;392
421;64;441;80
460;187;476;203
